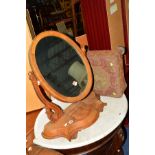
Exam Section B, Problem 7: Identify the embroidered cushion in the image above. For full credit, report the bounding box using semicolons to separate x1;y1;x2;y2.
87;49;127;97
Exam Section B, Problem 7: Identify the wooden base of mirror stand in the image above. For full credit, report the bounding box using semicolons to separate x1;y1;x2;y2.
42;92;107;140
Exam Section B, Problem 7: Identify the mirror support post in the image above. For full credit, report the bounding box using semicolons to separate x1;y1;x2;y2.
28;72;64;122
81;46;87;56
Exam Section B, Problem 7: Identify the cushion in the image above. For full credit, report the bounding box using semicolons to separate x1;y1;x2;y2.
87;49;127;97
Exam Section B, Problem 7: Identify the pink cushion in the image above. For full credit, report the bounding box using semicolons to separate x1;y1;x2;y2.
87;49;127;97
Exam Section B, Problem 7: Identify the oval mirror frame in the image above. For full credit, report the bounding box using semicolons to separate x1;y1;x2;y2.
29;31;93;103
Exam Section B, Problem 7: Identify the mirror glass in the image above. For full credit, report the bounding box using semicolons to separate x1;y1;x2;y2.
35;36;88;97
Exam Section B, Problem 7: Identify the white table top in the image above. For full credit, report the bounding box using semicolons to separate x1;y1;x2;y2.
33;94;128;149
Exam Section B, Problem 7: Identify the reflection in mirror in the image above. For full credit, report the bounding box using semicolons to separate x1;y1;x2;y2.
35;36;87;97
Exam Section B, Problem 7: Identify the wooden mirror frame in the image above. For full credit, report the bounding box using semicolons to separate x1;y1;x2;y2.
29;31;93;103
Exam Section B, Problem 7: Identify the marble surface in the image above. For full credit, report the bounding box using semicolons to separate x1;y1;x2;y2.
33;94;128;149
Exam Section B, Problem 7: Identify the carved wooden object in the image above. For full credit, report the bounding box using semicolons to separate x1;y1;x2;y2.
42;92;107;141
29;70;107;141
29;72;63;122
28;31;107;141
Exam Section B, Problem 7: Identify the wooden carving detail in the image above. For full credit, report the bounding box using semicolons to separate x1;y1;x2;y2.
29;72;63;122
29;71;107;141
42;91;107;141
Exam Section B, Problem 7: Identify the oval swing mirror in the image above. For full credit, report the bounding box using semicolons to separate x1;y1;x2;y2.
29;31;93;103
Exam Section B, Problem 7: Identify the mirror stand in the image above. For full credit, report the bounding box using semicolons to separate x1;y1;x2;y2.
29;71;107;141
28;31;107;141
